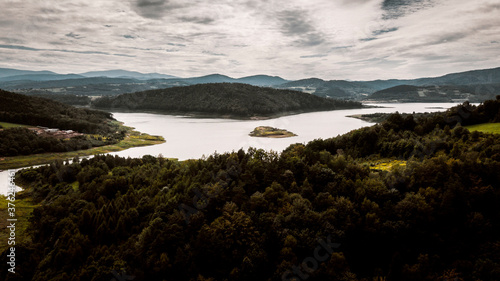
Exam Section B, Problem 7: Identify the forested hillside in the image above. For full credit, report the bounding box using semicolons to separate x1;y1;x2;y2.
0;89;114;134
92;83;362;118
25;93;91;106
2;98;499;281
0;89;127;157
367;84;499;102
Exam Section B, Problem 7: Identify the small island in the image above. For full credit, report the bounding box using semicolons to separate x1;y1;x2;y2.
249;126;297;138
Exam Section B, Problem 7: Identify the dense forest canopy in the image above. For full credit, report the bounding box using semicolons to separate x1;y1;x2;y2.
92;83;362;118
26;93;91;106
2;98;499;280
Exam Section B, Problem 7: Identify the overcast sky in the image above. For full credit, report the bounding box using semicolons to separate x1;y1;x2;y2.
0;0;499;80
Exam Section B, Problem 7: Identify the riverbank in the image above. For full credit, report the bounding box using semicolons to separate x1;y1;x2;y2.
0;128;165;170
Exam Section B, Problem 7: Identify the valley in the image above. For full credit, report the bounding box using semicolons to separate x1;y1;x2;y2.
1;98;498;280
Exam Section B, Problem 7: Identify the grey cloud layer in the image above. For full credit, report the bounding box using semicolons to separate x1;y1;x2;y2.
130;0;184;19
0;44;134;57
278;9;326;46
0;0;497;80
382;0;435;19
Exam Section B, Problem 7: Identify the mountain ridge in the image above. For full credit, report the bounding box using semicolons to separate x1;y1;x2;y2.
1;66;499;102
79;69;177;80
367;83;500;102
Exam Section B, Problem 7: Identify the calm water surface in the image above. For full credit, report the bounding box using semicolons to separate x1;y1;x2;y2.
109;103;458;160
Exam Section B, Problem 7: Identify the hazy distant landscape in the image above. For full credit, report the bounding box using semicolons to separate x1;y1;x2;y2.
1;66;499;104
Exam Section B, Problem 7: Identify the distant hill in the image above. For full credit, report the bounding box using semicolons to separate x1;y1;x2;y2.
1;66;499;102
0;68;56;78
278;78;378;99
411;67;500;86
357;79;410;91
0;73;84;82
177;74;289;86
367;84;500;102
236;75;289;86
92;83;362;118
0;73;289;97
278;67;500;100
278;78;327;90
1;77;192;97
80;70;177;80
181;74;236;84
357;67;500;89
2;77;138;89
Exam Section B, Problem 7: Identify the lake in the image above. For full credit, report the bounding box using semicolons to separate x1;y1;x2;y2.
0;103;459;195
109;103;457;160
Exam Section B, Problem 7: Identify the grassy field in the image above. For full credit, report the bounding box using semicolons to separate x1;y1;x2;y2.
0;122;29;129
465;123;500;134
0;130;165;170
0;194;39;253
367;159;407;171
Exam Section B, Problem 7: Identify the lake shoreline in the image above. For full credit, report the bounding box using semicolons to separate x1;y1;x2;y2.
0;129;165;170
94;106;367;120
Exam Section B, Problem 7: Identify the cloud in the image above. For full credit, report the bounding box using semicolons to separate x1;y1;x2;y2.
382;0;435;19
427;32;467;45
0;44;133;57
65;32;84;39
0;44;39;51
372;27;399;36
178;16;215;25
202;50;226;56
331;46;353;50
295;33;326;47
278;9;325;47
0;37;24;44
167;43;186;47
0;0;498;80
278;10;315;36
300;54;328;58
130;0;184;19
